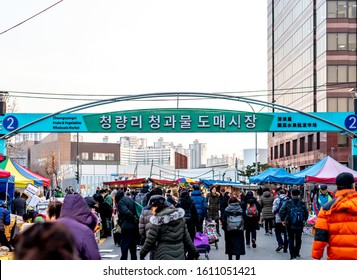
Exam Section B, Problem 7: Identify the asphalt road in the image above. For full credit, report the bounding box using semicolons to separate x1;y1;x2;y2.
98;225;319;260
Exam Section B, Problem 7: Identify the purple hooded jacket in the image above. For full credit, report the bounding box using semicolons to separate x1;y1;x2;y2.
58;194;101;260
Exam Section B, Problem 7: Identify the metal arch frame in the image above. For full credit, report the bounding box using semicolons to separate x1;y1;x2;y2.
1;91;356;139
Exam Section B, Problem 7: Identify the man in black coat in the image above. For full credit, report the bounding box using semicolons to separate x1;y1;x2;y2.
115;189;139;260
93;193;112;238
11;191;26;217
219;188;230;222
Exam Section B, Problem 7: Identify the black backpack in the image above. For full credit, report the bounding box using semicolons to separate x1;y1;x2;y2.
184;208;192;222
288;200;305;229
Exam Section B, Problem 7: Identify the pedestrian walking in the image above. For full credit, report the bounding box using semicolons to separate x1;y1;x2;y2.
93;193;113;238
312;184;334;215
259;187;275;235
57;194;101;260
312;172;357;260
222;196;245;260
165;189;177;206
190;184;207;233
279;189;308;260
272;188;289;253
139;195;199;260
135;185;150;206
219;188;229;222
46;200;62;221
0;200;12;251
115;189;139;260
241;191;261;249
176;190;199;241
206;186;221;236
14;222;79;260
11;191;26;217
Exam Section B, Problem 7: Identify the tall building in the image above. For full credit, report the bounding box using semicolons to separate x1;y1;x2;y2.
268;0;357;169
243;149;268;166
189;139;207;169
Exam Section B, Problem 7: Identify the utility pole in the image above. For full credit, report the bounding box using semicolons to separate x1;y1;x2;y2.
149;159;154;177
0;92;8;158
134;162;138;178
76;132;80;191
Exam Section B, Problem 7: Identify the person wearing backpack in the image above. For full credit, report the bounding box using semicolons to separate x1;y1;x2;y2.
241;191;261;248
190;184;207;233
176;190;199;241
272;188;289;253
279;189;308;260
222;196;245;260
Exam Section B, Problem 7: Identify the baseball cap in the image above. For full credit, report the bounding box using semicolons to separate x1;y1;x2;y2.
319;184;328;190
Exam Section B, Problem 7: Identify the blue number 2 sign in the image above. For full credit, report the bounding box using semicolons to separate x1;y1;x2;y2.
345;115;357;131
3;115;19;131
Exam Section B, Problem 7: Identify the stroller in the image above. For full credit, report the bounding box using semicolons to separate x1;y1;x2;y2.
203;219;219;249
194;232;211;260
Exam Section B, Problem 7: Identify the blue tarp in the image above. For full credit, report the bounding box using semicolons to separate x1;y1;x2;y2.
200;179;244;189
294;157;327;179
0;175;15;198
249;168;304;185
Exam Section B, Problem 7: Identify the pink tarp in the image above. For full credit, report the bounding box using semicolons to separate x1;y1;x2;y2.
295;156;357;184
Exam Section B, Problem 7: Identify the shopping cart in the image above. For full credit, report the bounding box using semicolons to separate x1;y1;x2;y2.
194;232;211;260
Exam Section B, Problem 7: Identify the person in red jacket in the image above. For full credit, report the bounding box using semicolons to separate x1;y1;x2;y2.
312;172;357;260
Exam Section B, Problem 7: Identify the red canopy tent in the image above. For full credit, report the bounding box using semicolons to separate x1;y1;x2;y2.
295;156;357;184
149;178;177;186
103;178;147;187
0;169;11;178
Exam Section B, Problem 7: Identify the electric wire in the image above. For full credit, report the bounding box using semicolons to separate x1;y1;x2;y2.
3;82;355;103
0;0;64;36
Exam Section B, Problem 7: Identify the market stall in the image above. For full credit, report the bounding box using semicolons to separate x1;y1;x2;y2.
294;155;357;184
103;177;148;189
249;167;304;185
0;159;50;188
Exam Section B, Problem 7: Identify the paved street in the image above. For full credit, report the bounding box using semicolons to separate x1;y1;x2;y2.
98;225;320;260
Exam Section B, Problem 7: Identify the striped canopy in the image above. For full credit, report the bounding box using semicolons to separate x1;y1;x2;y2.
0;158;50;188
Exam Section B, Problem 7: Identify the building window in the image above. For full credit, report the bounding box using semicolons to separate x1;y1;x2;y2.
308;134;314;152
327;33;348;50
338;134;348;147
274;145;278;159
93;153;114;160
293;139;298;155
81;152;89;160
349;1;357;18
350;33;357;51
317;132;321;150
327;65;352;83
270;147;273;160
328;1;357;18
280;143;284;158
300;137;306;154
286;141;291;157
349;65;356;82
